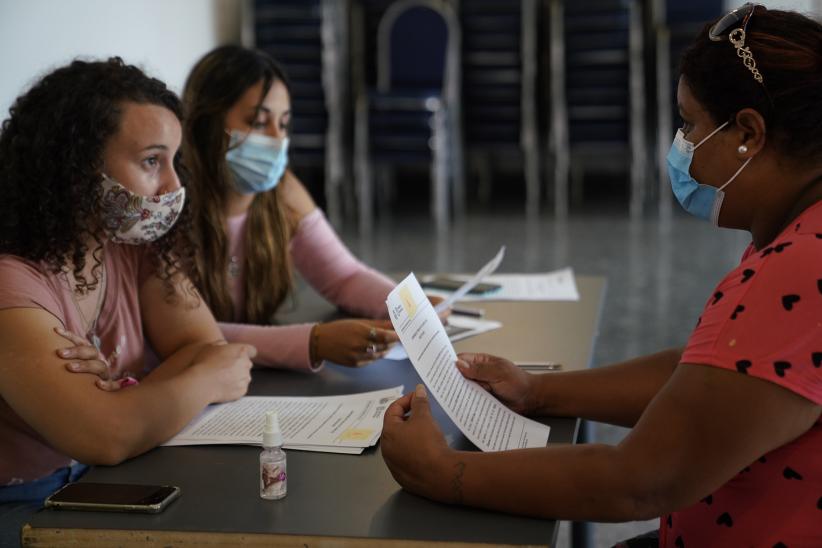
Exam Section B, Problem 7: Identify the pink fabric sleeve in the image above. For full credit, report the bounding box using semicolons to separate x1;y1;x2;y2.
290;209;395;319
0;257;65;325
218;321;321;372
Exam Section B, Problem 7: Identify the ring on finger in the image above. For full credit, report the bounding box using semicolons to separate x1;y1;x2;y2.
366;342;378;355
368;327;378;342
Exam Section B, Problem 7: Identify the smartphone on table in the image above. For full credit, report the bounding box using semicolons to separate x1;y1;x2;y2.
421;276;502;295
44;482;181;513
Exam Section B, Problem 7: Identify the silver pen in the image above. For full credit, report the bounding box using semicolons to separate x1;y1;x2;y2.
515;362;563;371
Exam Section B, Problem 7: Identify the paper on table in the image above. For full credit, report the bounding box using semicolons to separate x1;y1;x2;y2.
289;445;364;454
382;315;502;361
426;268;579;302
387;274;550;451
163;386;403;452
163;439;365;454
433;246;505;313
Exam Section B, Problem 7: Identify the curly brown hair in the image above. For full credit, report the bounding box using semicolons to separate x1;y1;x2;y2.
0;57;197;296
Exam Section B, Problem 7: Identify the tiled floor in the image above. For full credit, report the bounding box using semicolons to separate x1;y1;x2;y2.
337;203;752;547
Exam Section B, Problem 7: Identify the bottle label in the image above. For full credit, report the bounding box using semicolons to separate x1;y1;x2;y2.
261;462;287;496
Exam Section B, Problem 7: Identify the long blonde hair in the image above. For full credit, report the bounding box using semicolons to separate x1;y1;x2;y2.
182;45;293;324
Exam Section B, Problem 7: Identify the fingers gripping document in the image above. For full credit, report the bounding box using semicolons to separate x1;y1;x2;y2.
387;274;550;451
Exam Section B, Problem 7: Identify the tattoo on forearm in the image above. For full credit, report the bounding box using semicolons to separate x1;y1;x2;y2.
451;461;466;504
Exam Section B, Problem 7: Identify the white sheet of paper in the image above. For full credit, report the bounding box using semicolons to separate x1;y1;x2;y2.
288;445;364;454
426;268;579;302
382;315;503;361
433;246;505;312
387;274;550;452
163;386;403;452
446;315;503;342
383;343;408;361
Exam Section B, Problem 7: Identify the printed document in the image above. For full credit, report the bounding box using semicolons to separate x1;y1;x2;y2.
425;268;579;302
434;246;505;312
383;314;502;361
387;274;550;451
164;386;403;454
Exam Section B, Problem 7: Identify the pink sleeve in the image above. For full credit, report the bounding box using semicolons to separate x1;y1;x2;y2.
219;321;322;372
290;209;394;319
0;257;65;325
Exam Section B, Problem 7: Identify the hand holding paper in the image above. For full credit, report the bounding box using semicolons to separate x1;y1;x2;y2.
387;273;549;451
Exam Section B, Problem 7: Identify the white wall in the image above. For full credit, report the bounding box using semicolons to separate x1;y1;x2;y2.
0;0;243;117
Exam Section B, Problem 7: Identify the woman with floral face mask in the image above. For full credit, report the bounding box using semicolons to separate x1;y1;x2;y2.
64;47;450;378
0;58;256;545
380;6;822;547
137;44;440;374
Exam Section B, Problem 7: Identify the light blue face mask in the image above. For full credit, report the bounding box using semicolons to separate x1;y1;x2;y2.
225;130;289;195
666;121;752;226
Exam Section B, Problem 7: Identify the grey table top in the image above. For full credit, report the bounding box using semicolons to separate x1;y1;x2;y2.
26;275;606;546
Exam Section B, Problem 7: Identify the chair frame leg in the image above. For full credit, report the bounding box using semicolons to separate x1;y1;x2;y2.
432;106;450;230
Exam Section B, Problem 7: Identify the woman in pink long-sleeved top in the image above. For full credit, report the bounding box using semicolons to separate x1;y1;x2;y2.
178;45;403;371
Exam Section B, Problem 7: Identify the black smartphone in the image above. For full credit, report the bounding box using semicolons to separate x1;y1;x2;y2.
421;277;502;295
44;482;181;513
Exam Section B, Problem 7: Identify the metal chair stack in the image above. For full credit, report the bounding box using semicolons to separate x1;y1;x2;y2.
353;0;464;232
253;0;345;219
460;0;540;216
546;0;647;217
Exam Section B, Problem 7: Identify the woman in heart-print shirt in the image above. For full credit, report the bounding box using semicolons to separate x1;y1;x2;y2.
379;6;822;547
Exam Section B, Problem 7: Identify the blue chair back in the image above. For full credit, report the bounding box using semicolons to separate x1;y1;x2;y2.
385;5;448;92
667;0;721;25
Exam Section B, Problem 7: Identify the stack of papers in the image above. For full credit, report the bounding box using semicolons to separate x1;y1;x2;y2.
163;386;403;454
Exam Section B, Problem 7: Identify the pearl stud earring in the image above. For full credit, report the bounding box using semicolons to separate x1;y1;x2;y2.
738;144;748;154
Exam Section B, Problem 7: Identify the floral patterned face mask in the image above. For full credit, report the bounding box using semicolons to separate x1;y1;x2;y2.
99;174;186;245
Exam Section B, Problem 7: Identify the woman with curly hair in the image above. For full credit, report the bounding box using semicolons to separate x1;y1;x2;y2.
65;46;448;378
0;58;256;545
382;6;822;547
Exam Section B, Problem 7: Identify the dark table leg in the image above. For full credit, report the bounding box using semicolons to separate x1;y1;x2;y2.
570;419;592;548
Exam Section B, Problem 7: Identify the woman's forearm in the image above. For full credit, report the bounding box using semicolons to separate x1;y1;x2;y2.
103;364;219;462
219;321;317;371
531;348;682;427
290;208;394;319
139;340;218;383
437;444;657;522
332;268;394;318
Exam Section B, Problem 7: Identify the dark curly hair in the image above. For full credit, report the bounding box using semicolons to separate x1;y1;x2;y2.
0;57;197;297
680;7;822;166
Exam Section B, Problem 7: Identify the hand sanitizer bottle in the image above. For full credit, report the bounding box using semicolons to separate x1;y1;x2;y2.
260;410;287;500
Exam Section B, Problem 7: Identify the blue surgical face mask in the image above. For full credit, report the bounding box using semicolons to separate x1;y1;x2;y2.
666;121;752;226
225;130;289;195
